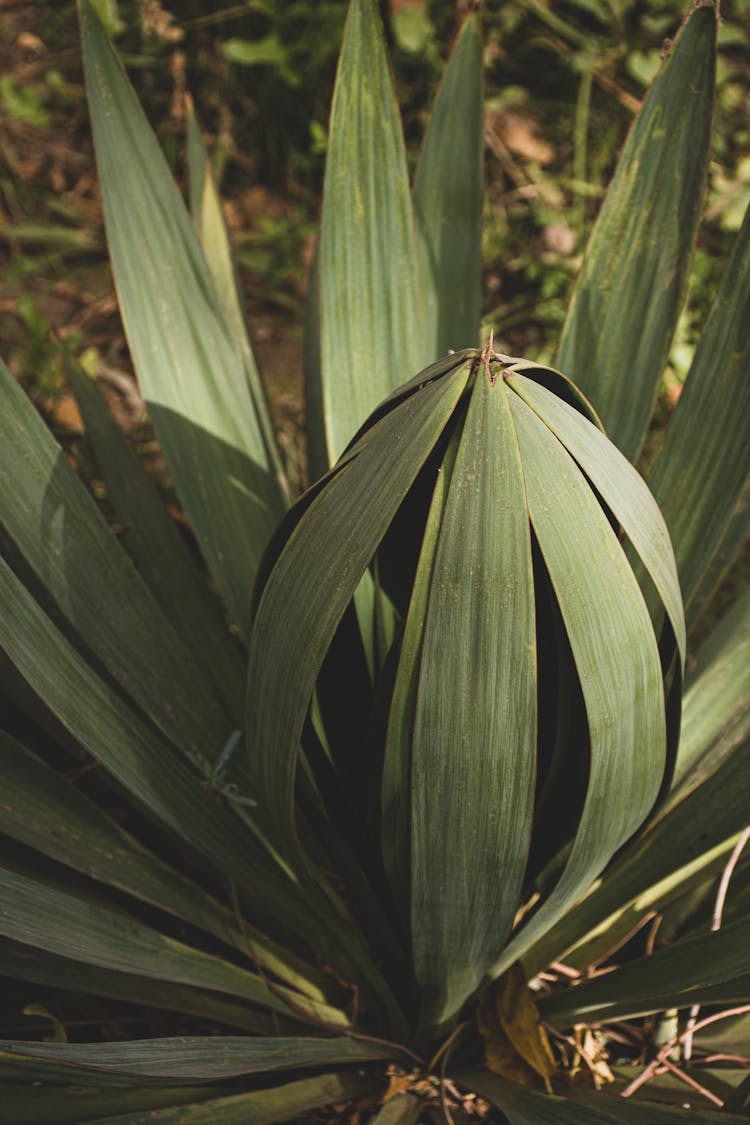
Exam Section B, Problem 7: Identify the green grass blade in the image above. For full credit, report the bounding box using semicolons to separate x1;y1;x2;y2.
648;201;750;620
0;1037;388;1085
410;376;536;1032
83;1073;380;1125
413;12;483;361
555;5;717;461
0;865;347;1027
509;370;685;664
540;913;750;1026
495;392;666;974
79;0;287;634
316;0;422;468
68;362;245;721
0;360;230;772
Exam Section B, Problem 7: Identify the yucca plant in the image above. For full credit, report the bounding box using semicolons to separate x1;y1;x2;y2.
1;0;749;1122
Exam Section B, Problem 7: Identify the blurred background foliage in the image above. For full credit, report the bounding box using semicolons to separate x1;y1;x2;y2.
1;0;748;470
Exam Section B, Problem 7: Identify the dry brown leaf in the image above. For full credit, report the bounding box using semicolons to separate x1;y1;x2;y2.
478;962;556;1091
478;979;540;1088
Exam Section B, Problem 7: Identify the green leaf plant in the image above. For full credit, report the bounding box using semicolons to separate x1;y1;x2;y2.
1;0;748;1120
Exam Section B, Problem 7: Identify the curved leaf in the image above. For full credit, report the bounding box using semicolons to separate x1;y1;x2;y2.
494;391;666;974
0;359;229;773
673;585;750;786
0;865;346;1027
0;937;280;1035
79;0;286;633
183;98;287;503
381;424;460;908
555;5;717;460
649;200;750;622
0;730;326;999
540;913;750;1026
68;361;245;721
247;365;469;861
523;590;750;975
508;371;685;664
0;1086;213;1125
462;1067;750;1124
0;554;336;957
0;1036;388;1086
410;375;536;1032
82;1072;380;1125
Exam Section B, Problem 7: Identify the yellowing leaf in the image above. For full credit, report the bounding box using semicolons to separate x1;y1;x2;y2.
478;964;556;1091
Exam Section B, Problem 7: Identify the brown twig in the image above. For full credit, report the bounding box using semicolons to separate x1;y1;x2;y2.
645;914;662;958
621;1005;750;1100
658;1057;724;1107
584;911;658;974
684;827;750;1060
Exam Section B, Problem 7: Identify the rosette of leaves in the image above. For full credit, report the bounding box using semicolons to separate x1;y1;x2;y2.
247;340;684;1046
1;0;749;1122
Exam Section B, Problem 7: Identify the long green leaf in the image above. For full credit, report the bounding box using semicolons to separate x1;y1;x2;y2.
381;424;460;909
494;391;666;974
413;12;483;361
0;937;281;1035
0;360;229;773
461;1068;750;1124
79;0;286;634
540;913;750;1026
683;477;749;632
0;1086;215;1125
68;362;245;721
410;374;536;1032
508;371;685;664
555;5;716;461
183;98;288;503
673;585;750;786
523;589;750;974
648;200;750;621
247;364;470;1031
0;730;243;951
247;365;469;864
83;1072;380;1125
315;0;422;468
0;731;326;999
0;1036;388;1086
0;865;346;1027
0;555;340;960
